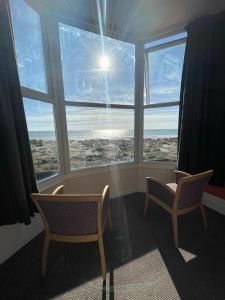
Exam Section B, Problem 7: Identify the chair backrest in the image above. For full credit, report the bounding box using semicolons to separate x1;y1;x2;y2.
32;185;109;236
175;170;213;210
174;170;190;184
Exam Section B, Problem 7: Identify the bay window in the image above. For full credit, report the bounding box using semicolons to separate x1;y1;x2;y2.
9;0;186;184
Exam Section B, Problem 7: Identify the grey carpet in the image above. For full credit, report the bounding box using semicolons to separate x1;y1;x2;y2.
0;193;225;299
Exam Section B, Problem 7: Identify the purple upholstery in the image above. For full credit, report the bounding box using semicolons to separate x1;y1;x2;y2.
178;176;211;209
37;200;98;235
147;178;174;207
174;171;190;184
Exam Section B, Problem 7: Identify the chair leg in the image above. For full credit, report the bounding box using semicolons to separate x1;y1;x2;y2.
98;235;106;280
42;235;50;277
172;214;178;248
144;194;149;216
107;208;112;231
200;204;207;228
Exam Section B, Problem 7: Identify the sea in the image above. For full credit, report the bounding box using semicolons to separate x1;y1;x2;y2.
29;129;177;139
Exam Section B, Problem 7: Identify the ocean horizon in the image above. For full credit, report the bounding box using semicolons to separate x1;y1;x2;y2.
29;129;178;139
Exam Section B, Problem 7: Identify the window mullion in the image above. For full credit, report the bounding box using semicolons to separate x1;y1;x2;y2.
145;38;186;53
144;101;179;109
40;13;54;99
134;42;144;164
21;87;53;103
45;15;71;176
144;52;150;105
64;101;134;109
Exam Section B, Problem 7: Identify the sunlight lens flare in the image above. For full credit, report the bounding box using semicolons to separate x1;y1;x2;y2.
99;55;110;71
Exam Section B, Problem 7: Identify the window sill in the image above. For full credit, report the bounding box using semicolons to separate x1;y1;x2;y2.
69;162;136;178
38;161;177;192
139;161;177;170
38;162;137;192
38;173;66;193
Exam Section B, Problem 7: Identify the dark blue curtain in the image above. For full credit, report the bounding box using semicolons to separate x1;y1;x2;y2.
178;11;225;187
0;0;38;225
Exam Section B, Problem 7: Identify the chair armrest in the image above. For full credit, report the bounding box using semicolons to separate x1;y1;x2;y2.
174;170;190;184
146;177;175;207
52;185;64;195
101;185;110;229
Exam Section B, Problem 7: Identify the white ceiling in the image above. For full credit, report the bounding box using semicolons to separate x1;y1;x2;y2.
35;0;225;41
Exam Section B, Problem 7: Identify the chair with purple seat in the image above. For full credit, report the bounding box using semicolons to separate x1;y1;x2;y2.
144;170;213;247
32;185;111;280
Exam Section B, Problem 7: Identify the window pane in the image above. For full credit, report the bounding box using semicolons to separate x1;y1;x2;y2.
23;98;59;181
10;0;47;92
143;106;179;162
66;107;134;169
59;23;135;104
145;44;185;104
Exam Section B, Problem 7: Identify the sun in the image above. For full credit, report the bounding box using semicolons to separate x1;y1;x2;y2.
99;56;110;71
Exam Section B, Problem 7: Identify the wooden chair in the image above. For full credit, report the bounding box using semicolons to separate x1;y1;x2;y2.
32;185;112;280
144;170;213;247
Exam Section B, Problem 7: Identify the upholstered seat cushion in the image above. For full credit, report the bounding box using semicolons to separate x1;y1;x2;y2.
166;183;177;193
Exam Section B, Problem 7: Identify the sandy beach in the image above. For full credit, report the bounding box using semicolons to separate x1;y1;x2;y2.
143;137;177;162
30;137;177;179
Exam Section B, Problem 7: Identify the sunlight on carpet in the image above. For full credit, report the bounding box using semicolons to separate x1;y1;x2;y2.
113;250;180;299
178;248;197;263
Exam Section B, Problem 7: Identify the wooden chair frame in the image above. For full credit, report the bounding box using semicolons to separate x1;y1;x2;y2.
32;185;112;280
144;170;213;247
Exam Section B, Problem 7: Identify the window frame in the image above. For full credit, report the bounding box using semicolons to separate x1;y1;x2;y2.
144;37;186;107
143;36;186;164
10;0;187;188
54;15;136;172
9;1;63;184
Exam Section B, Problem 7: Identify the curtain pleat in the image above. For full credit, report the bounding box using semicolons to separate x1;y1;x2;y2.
0;0;38;226
178;12;225;186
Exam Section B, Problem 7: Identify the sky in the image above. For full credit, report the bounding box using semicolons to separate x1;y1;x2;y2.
11;0;185;133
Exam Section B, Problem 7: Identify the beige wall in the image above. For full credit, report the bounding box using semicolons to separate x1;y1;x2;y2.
64;166;137;197
137;164;175;193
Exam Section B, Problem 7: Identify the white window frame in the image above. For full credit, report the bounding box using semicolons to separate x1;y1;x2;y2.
10;3;137;187
10;2;65;186
10;0;187;188
46;14;137;174
143;36;186;164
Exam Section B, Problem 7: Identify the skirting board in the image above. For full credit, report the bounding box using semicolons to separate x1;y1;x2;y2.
203;192;225;216
111;189;137;199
